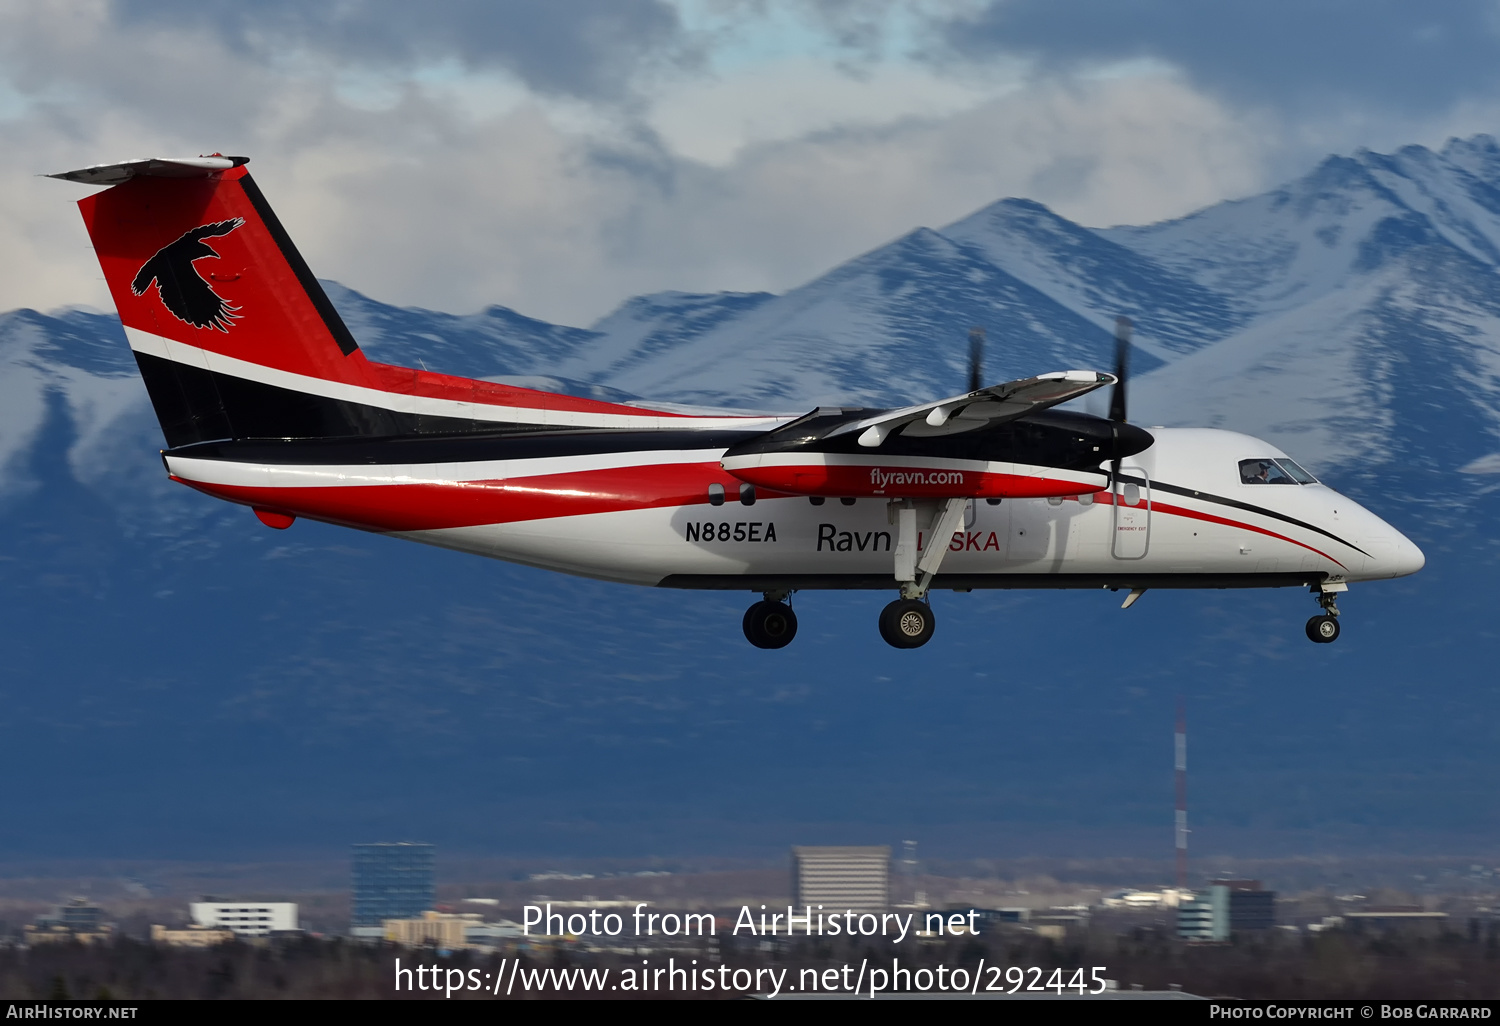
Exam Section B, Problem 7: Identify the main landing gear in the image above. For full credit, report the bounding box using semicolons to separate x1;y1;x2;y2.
876;496;969;649
1305;582;1345;644
879;598;935;649
744;591;797;649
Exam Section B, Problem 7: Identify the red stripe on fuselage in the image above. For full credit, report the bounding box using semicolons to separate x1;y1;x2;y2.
174;458;1353;570
727;462;1101;499
1081;491;1349;569
173;462;761;532
361;361;696;419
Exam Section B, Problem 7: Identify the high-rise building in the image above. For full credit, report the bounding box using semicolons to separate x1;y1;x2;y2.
26;899;113;945
1214;879;1276;932
352;842;435;930
1177;880;1276;940
56;898;105;933
792;846;890;912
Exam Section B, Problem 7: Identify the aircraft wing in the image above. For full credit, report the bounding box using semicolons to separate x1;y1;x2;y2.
828;370;1116;447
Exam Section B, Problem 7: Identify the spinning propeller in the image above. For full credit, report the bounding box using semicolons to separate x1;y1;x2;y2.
967;326;985;394
1110;315;1132;485
1110;315;1131;424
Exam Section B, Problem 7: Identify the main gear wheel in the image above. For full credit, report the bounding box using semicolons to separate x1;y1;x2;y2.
879;599;935;649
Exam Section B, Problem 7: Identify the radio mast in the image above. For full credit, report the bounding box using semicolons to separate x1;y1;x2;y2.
1175;699;1188;890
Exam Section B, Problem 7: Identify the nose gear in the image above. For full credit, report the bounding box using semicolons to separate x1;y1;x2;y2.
1306;582;1344;644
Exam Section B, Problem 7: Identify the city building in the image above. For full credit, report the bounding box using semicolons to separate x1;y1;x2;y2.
384;911;478;949
464;920;525;948
352;842;435;936
25;923;114;946
791;846;890;913
150;924;235;947
190;901;299;937
55;898;105;933
1344;906;1449;931
1031;912;1088;940
966;907;1029;927
1102;888;1194;909
1177;886;1230;941
25;899;113;945
1177;881;1276;940
1214;880;1276;932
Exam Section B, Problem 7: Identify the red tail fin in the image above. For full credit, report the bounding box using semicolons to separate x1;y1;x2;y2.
54;156;771;446
78;158;373;387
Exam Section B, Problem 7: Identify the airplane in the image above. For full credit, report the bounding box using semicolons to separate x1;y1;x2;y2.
46;155;1425;649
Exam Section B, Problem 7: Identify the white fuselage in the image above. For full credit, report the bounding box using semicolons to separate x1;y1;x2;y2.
164;427;1425;591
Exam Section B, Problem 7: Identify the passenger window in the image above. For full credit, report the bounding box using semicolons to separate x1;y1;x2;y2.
1239;459;1296;485
1275;458;1317;484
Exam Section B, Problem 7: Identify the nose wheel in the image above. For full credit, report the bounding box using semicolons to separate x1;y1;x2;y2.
1306;584;1343;644
879;598;935;648
744;596;797;649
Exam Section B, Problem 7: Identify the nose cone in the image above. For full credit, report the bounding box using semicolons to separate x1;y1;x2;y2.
1388;531;1425;579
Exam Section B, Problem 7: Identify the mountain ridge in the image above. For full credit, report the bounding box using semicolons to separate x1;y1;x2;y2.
2;135;1499;859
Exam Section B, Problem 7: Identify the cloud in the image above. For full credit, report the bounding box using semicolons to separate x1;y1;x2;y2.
939;0;1500;119
111;0;689;102
646;54;1008;164
206;73;1269;325
0;1;1277;327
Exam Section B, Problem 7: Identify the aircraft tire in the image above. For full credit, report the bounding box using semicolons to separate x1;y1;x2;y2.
879;599;935;649
1305;615;1340;644
744;600;798;649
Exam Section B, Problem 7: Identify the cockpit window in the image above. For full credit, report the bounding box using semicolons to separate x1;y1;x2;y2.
1240;459;1296;484
1275;458;1317;484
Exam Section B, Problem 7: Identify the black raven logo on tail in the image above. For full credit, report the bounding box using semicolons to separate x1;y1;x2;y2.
131;218;245;331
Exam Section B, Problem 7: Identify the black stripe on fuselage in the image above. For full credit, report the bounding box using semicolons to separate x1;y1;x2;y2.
167;427;768;464
1120;473;1371;558
135;350;748;450
660;572;1326;591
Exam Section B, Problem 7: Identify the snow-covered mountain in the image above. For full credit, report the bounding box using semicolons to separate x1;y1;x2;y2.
335;134;1500;488
3;136;1500;861
1122;137;1500;484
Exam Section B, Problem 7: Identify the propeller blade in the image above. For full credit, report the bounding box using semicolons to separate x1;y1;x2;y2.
968;326;985;394
1108;315;1132;424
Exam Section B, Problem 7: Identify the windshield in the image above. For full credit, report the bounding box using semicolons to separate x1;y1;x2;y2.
1239;459;1295;484
1239;458;1318;485
1275;458;1317;484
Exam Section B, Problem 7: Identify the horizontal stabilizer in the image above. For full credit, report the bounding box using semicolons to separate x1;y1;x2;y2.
46;156;250;186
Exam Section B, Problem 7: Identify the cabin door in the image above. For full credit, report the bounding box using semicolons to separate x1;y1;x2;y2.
1111;468;1151;559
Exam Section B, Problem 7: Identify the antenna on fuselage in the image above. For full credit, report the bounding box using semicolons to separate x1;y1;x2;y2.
967;326;985;394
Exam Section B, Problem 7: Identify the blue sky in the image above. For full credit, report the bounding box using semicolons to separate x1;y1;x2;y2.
8;1;1500;324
